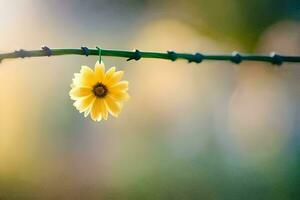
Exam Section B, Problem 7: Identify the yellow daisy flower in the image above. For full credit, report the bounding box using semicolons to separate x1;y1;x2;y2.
69;61;129;121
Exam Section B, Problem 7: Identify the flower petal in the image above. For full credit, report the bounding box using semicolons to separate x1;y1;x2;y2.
74;95;95;113
69;87;92;100
105;71;124;86
80;65;94;73
103;67;116;84
100;99;108;120
71;73;81;87
94;61;105;82
73;100;81;109
80;66;97;87
90;98;103;121
104;95;122;117
108;81;128;92
109;91;130;101
84;105;92;117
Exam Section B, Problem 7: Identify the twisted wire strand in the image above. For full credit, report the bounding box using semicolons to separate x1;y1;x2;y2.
1;46;300;65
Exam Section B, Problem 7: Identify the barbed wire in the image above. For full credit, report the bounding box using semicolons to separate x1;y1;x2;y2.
1;46;300;65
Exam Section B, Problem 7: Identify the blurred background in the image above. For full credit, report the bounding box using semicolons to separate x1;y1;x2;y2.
0;0;300;199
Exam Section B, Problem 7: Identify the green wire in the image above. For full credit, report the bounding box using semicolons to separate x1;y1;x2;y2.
1;47;300;65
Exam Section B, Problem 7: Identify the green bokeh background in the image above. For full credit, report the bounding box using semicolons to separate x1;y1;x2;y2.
0;0;299;199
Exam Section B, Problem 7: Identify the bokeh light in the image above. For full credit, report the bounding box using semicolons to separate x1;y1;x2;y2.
0;0;299;199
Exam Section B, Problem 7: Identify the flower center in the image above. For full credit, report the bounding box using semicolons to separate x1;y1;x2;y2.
93;83;108;98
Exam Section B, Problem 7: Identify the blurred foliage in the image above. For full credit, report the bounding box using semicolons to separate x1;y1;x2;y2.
170;0;300;50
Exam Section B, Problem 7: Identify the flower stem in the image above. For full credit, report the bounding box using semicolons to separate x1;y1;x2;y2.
1;47;300;65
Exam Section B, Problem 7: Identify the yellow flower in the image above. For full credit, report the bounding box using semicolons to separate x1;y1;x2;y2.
69;61;129;121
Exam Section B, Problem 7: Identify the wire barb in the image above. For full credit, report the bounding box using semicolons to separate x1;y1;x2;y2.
231;51;242;64
270;52;283;65
41;46;52;57
188;52;203;63
167;51;177;61
81;46;89;56
127;49;141;61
